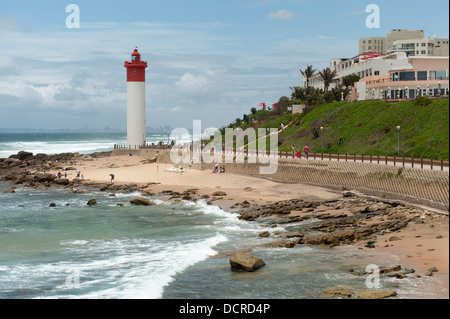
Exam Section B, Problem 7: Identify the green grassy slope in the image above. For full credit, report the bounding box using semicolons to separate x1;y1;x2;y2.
276;99;449;160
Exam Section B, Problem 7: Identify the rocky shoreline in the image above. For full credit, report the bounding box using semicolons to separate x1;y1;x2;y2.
1;150;448;298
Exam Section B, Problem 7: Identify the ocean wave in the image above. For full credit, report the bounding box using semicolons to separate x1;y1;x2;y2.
8;234;228;299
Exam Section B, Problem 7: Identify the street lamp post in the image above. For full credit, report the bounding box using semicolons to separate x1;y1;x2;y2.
397;126;401;155
320;126;324;152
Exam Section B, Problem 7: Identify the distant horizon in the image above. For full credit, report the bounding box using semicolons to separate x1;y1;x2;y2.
0;127;173;134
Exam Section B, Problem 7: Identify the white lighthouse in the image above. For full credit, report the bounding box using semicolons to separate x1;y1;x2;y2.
124;48;148;148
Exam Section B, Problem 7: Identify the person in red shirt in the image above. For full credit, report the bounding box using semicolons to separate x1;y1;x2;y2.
303;145;309;158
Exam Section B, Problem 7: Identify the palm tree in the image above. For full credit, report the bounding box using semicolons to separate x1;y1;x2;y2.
300;65;317;88
341;73;360;89
318;67;338;91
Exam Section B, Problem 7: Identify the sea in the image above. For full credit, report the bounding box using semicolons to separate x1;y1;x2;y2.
0;133;443;299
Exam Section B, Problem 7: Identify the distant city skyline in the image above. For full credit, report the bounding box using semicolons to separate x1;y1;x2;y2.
1;0;448;131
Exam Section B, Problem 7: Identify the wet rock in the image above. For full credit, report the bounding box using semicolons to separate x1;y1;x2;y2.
357;290;397;299
425;267;438;276
87;199;97;206
54;178;70;185
258;231;270;237
240;200;251;208
212;191;227;197
130;198;155;206
49;202;56;207
229;252;265;272
321;286;354;298
34;174;56;183
379;265;401;274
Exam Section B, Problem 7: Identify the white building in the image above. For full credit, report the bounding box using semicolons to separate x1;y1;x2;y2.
303;29;449;91
303;52;413;90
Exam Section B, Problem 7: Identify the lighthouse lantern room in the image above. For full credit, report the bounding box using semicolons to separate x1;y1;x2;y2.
124;48;148;148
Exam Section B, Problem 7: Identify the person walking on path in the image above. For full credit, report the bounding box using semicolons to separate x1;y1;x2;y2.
291;145;296;157
303;145;309;158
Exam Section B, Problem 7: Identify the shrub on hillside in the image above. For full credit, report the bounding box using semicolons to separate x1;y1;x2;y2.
412;96;432;106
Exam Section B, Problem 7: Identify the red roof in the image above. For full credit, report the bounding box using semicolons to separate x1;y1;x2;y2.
132;48;140;56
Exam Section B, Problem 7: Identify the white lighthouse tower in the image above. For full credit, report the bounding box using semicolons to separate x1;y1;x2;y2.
124;48;148;148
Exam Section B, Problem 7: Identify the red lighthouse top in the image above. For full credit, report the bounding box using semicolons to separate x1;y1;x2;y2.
124;47;148;82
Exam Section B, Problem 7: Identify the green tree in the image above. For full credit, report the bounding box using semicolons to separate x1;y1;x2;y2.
274;96;291;115
300;65;317;88
341;73;360;89
318;67;338;91
250;107;257;115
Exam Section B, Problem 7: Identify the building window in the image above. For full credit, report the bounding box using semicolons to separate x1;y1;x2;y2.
421;50;426;54
133;68;136;74
417;71;427;81
429;71;436;80
399;71;415;81
421;43;426;47
436;71;448;80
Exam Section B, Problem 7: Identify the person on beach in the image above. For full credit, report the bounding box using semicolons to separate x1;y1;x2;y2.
110;174;115;184
303;145;309;158
291;145;296;157
76;169;81;178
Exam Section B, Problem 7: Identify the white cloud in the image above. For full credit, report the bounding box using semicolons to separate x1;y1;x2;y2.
175;73;211;96
268;9;296;20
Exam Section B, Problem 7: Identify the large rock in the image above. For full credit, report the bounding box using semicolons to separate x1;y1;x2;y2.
130;198;155;206
212;191;227;197
229;252;265;272
321;286;354;298
11;151;34;161
33;173;56;183
358;290;397;299
54;178;70;185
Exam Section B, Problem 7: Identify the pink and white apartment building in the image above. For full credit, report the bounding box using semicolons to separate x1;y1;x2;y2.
355;56;449;100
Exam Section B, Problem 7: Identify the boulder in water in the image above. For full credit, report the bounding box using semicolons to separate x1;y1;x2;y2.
130;198;155;206
229;252;265;272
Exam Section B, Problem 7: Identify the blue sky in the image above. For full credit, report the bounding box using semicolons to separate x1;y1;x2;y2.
0;0;448;131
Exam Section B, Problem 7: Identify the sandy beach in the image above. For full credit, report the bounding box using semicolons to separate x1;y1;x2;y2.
60;152;449;298
74;153;343;204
